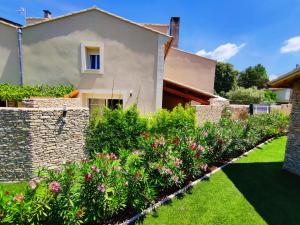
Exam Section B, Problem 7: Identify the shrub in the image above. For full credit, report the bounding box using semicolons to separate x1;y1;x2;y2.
227;86;265;104
0;83;74;101
86;105;147;156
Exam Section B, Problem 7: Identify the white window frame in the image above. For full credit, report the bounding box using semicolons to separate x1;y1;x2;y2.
81;42;104;74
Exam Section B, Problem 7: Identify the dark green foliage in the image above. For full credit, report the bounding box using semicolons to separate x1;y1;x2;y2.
0;83;74;101
214;62;238;95
264;90;277;103
86;105;148;156
238;64;269;89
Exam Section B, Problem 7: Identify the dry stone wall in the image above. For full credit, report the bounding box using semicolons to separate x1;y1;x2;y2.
22;98;80;108
283;81;300;175
0;107;89;182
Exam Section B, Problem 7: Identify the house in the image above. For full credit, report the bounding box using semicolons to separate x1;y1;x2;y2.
269;67;300;176
0;7;216;113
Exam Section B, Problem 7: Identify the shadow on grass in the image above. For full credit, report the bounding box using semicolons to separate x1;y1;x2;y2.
223;161;300;225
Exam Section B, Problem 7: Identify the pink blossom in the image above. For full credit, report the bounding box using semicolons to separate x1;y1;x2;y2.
49;181;61;193
85;173;92;182
203;132;208;138
172;176;179;183
190;143;197;151
97;184;106;193
174;158;183;168
91;165;98;172
198;145;205;152
108;153;118;160
13;194;24;203
142;132;150;139
77;209;84;218
29;179;38;190
164;168;173;175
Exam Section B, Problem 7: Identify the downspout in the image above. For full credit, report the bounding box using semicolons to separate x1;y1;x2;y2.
16;28;24;86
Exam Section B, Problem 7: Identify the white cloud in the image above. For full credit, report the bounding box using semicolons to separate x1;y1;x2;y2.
280;36;300;53
196;43;246;62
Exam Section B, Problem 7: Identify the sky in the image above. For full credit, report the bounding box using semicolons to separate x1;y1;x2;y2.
1;0;300;79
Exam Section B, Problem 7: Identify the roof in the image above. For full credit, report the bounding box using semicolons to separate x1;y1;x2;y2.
164;78;216;97
23;7;172;38
170;47;217;63
142;24;169;35
0;17;22;28
269;67;300;88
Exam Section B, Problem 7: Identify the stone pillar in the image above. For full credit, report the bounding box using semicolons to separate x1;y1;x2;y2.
283;80;300;175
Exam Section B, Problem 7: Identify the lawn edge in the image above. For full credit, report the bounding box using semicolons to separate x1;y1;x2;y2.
121;137;276;225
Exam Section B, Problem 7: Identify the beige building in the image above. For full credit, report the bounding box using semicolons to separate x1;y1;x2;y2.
0;7;216;113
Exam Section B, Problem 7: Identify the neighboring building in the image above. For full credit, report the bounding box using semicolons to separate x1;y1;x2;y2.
0;7;216;113
269;88;292;103
269;67;300;176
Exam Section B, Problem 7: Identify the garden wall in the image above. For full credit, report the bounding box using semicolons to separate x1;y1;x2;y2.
22;98;80;108
0;107;89;182
196;104;292;125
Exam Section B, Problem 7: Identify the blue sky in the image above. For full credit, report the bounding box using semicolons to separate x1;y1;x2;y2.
1;0;300;79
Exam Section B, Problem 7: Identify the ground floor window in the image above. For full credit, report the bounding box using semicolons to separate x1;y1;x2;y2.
88;98;123;112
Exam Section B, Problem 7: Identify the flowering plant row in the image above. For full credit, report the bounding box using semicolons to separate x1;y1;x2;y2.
0;106;289;224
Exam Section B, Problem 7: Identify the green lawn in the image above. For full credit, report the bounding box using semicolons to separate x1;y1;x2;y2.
140;136;300;225
0;182;27;194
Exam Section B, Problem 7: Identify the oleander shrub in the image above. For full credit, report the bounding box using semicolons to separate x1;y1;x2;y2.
0;106;289;225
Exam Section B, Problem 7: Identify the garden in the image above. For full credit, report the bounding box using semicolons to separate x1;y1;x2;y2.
0;105;289;224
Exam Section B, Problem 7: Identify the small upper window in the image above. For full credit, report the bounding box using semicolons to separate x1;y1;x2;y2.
81;42;104;74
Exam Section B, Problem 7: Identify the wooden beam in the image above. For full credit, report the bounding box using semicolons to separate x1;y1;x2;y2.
163;86;209;105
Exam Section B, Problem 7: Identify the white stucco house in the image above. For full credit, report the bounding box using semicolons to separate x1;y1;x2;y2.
0;7;216;113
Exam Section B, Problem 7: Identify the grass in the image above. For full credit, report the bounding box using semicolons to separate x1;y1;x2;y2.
0;182;27;194
140;136;300;225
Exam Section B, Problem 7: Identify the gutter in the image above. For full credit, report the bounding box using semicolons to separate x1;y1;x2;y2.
16;28;24;86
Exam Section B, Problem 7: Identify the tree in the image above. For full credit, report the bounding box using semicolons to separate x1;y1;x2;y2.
238;64;269;89
214;62;239;95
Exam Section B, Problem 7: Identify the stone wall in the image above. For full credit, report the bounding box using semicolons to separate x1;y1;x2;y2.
283;81;300;175
22;98;80;108
196;104;291;125
0;107;89;182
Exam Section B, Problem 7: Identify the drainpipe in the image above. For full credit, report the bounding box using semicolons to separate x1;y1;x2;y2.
16;28;24;86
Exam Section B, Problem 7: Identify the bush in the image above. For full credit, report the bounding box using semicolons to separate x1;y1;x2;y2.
0;83;74;101
0;106;289;225
227;86;265;104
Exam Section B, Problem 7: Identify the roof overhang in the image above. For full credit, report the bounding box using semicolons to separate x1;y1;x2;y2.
269;67;300;88
163;79;216;105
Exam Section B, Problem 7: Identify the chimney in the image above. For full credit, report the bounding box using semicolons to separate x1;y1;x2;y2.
169;17;180;48
43;10;52;19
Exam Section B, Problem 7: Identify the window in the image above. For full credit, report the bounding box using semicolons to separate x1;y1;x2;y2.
88;54;100;70
107;99;123;110
81;42;104;74
0;101;7;107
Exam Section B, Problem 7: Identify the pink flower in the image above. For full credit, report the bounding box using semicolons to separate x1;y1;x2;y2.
172;176;179;183
91;165;99;173
194;151;201;160
108;153;118;160
142;132;150;139
203;132;208;138
163;168;173;175
13;193;24;203
190;143;197;151
97;184;106;193
29;179;38;190
198;145;205;152
49;181;61;193
77;209;84;218
174;158;183;168
85;173;92;182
